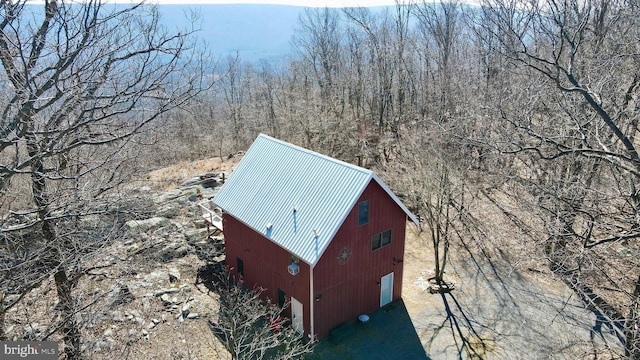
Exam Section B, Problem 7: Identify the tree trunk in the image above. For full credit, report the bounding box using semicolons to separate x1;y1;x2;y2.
28;137;81;359
626;272;640;358
0;292;6;341
54;270;81;360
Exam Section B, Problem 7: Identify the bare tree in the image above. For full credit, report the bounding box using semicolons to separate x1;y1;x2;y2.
477;0;640;356
0;1;207;358
220;56;253;151
207;270;314;360
412;0;463;119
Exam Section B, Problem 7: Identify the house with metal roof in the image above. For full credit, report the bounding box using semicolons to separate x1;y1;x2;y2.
212;134;419;340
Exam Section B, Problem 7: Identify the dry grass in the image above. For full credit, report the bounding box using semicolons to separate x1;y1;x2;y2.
144;156;241;192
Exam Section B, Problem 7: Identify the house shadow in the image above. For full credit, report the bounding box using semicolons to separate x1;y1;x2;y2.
306;299;429;360
195;260;227;293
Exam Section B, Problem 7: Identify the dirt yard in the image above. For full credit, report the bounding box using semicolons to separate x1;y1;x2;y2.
401;220;622;359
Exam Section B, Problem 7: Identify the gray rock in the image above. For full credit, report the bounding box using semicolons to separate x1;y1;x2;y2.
113;284;135;306
141;298;151;312
151;222;180;237
168;268;181;283
154;288;180;297
112;311;124;322
160;243;189;260
102;337;115;351
157;189;185;202
126;309;141;320
200;187;218;199
157;203;181;218
4;294;21;305
125;217;169;232
180;177;203;187
126;243;140;254
127;328;141;341
186;313;200;319
158;187;200;204
185;228;209;242
160;293;173;306
181;304;191;318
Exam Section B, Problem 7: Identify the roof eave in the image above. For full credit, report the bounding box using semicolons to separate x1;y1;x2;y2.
371;173;420;226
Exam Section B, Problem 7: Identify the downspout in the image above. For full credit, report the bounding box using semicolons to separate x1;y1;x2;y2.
309;232;318;342
309;264;315;342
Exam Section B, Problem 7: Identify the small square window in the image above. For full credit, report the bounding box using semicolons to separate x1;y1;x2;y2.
371;233;382;250
371;229;392;251
381;229;392;246
358;200;369;226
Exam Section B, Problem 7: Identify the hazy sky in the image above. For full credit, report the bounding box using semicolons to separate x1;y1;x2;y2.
25;1;470;8
107;0;403;7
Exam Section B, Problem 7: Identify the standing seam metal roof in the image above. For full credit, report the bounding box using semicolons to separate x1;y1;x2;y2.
212;134;418;267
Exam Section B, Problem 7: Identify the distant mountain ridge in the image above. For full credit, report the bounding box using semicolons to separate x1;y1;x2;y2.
158;4;305;63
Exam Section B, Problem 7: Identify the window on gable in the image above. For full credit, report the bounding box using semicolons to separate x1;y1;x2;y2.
358;200;369;226
371;229;392;251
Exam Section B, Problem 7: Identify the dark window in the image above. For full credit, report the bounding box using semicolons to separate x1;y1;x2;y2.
381;229;392;247
371;233;381;250
237;257;244;276
371;229;392;251
278;289;286;308
358;200;369;226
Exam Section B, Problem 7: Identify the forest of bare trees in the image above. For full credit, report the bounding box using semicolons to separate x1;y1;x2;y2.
2;0;640;358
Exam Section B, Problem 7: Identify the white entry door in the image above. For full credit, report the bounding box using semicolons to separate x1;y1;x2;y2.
380;272;394;307
291;297;304;335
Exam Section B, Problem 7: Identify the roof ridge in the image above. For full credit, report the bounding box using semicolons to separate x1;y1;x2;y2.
214;134;417;266
258;133;372;175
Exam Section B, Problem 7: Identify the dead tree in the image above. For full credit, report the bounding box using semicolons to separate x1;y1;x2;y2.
0;1;208;358
207;270;314;360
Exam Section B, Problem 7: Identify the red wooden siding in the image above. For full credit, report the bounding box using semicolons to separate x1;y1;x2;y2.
222;179;409;340
223;215;312;336
312;180;407;339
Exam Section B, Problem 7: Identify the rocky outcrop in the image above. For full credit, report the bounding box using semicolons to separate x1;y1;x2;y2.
81;172;228;354
1;164;232;359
